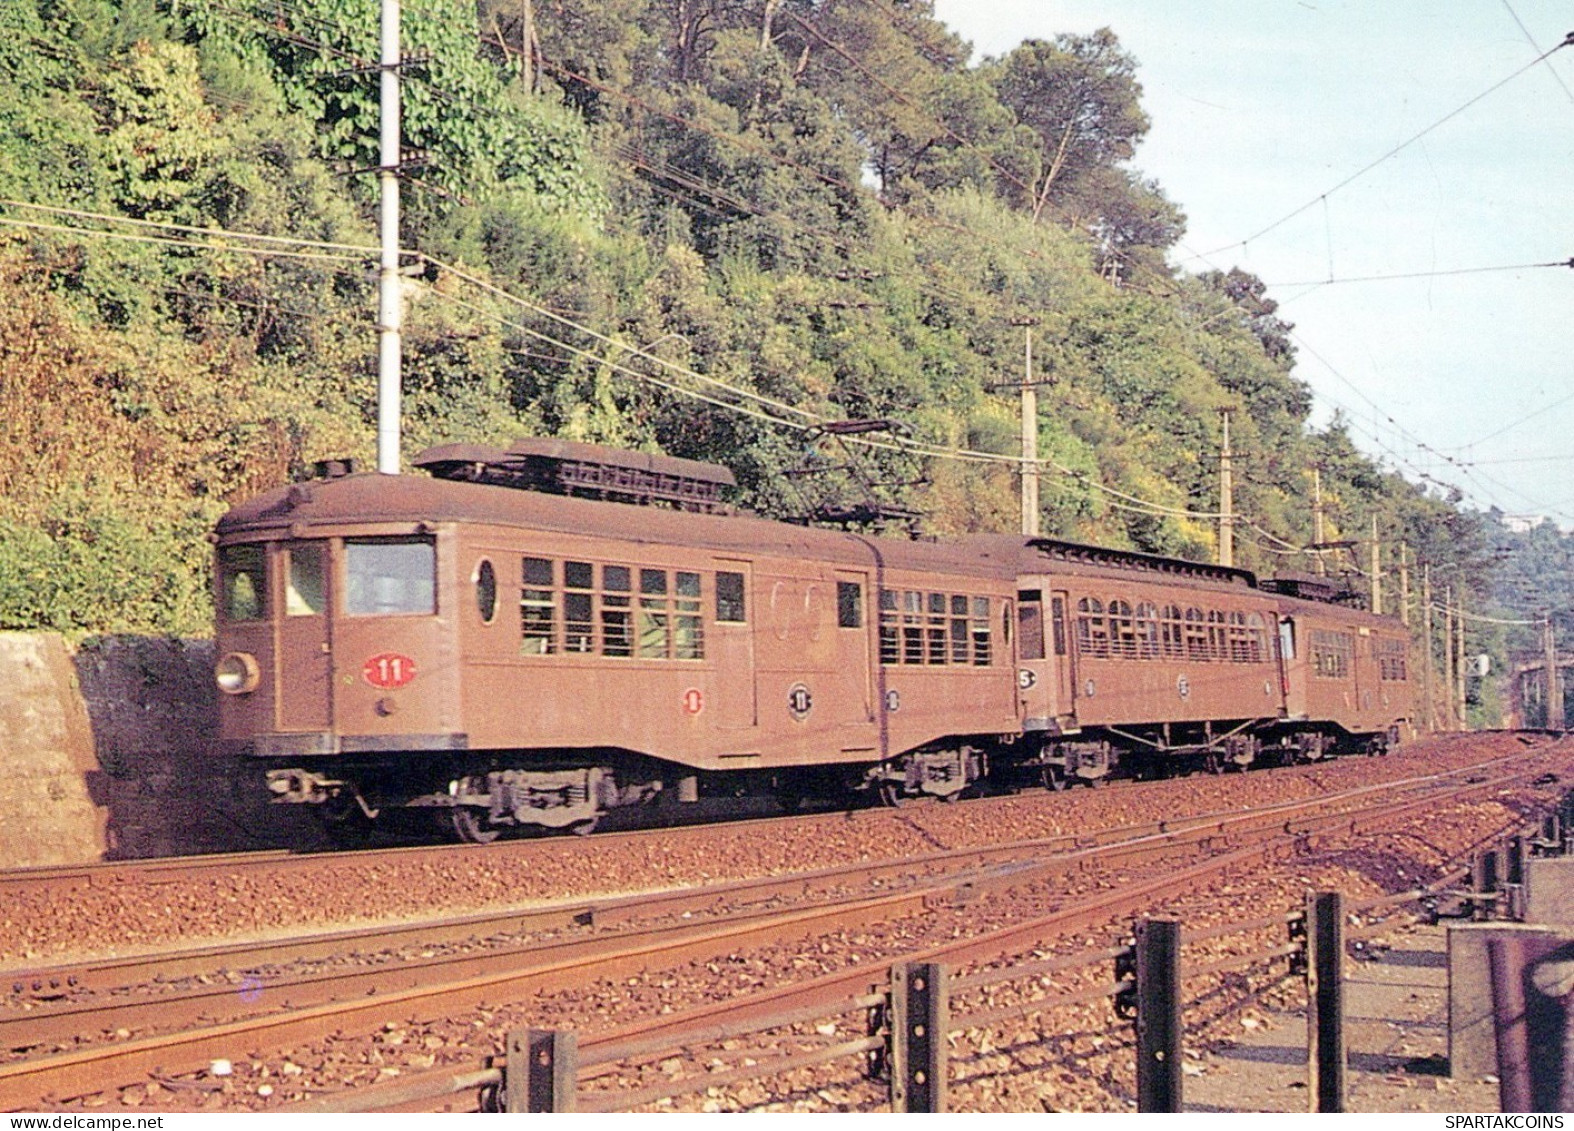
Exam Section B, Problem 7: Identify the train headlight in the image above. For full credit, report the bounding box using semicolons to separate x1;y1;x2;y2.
215;651;261;695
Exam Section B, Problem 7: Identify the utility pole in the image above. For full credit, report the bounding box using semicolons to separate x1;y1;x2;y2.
1011;317;1042;537
1369;515;1382;615
1218;410;1234;568
1545;613;1564;730
1312;467;1327;576
376;0;403;475
520;0;537;91
1398;544;1410;627
1422;565;1434;732
1454;586;1468;731
1443;586;1456;730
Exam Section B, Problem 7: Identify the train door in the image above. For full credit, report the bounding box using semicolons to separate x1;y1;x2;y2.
1016;589;1051;727
710;560;757;729
1050;590;1077;724
835;570;874;726
275;540;332;732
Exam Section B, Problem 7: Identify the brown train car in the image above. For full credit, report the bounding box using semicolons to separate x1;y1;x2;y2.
1270;580;1414;757
1008;540;1412;784
212;449;1020;840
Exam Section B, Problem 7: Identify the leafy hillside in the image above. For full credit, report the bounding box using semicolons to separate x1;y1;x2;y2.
0;0;1488;639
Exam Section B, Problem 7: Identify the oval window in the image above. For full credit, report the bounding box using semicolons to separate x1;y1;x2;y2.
475;559;497;624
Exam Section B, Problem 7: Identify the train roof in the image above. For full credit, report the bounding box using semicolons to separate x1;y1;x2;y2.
215;471;1022;581
216;466;1404;625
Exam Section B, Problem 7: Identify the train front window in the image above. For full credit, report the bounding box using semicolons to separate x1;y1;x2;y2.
219;545;267;622
286;544;326;616
345;538;435;616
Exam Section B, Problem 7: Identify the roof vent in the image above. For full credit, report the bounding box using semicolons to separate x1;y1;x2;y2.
413;438;735;514
313;458;357;479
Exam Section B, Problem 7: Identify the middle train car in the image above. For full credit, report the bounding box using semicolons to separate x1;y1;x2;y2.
215;441;1412;840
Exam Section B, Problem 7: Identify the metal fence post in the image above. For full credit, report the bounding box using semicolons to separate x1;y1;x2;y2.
1474;850;1501;921
505;1028;577;1112
1305;891;1345;1113
890;961;948;1113
1134;917;1182;1113
1505;835;1527;920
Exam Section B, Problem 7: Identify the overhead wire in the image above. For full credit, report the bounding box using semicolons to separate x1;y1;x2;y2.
1190;33;1573;261
1499;0;1574;104
1265;256;1573;289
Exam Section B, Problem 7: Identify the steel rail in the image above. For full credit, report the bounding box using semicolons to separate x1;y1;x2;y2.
3;742;1537;1048
1;746;1561;1110
5;733;1555;902
6;742;1535;998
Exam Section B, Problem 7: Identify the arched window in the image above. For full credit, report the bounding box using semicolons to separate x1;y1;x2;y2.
1227;611;1249;662
1184;607;1208;660
1135;602;1160;659
1246;613;1267;663
1206;610;1228;662
1161;605;1185;658
1109;599;1135;658
1077;597;1109;658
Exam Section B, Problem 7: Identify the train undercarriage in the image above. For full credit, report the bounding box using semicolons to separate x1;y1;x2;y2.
263;718;1403;844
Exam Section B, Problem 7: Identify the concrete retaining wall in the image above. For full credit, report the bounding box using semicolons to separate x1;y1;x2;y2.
0;632;323;866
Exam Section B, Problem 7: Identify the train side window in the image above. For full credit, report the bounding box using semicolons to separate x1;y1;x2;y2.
520;557;557;654
602;565;632;657
285;544;325;617
1161;605;1184;658
715;571;746;623
837;581;862;628
674;571;703;660
1018;591;1046;662
638;569;670;659
1246;613;1267;663
563;562;594;653
346;538;435;616
1206;610;1227;662
1076;598;1108;659
1184;608;1207;660
902;591;924;664
1278;618;1296;661
948;594;969;664
879;589;899;664
473;559;497;624
1109;600;1135;659
927;593;949;665
1134;602;1159;658
219;544;267;622
971;596;992;665
1227;612;1249;663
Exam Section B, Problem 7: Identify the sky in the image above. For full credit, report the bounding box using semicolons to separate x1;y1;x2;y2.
931;0;1574;528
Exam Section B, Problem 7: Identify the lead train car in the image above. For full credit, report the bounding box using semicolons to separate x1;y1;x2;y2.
212;455;1021;840
212;443;1413;841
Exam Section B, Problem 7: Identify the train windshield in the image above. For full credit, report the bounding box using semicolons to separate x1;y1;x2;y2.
218;544;267;622
345;537;436;616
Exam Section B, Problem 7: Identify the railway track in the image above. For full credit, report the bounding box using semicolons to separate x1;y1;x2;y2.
2;741;1565;1111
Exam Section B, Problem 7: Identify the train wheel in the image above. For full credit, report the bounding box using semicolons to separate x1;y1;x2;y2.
448;806;501;845
316;797;374;847
1040;765;1068;792
1204;750;1225;775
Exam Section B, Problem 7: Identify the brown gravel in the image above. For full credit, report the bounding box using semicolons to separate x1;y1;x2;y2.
2;731;1557;967
11;731;1573;1113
